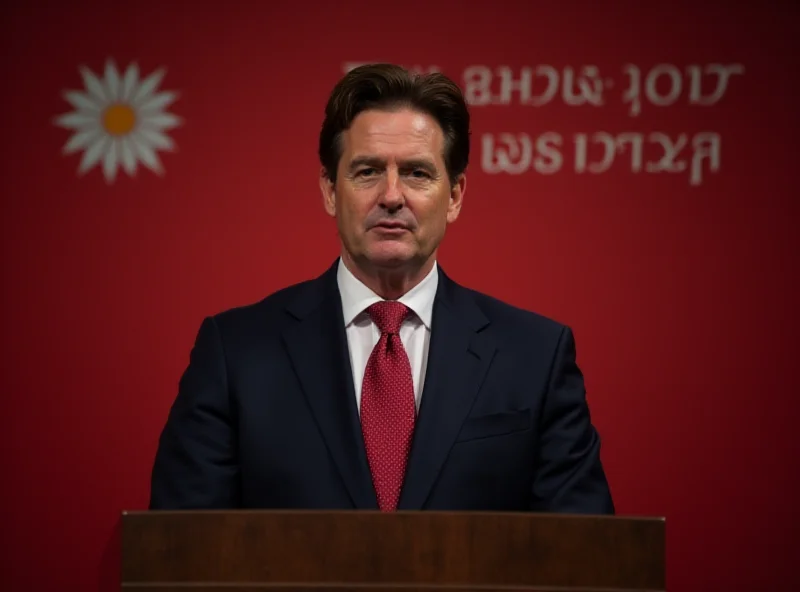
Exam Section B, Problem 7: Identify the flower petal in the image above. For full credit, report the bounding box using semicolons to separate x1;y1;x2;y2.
139;112;181;131
120;137;137;175
132;135;164;175
136;128;175;151
103;139;119;183
63;128;101;154
138;91;178;113
54;112;99;130
78;135;109;175
63;91;101;113
131;68;165;106
104;60;121;102
121;63;139;102
80;66;108;105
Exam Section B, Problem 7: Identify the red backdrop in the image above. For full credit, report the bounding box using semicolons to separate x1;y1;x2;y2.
2;1;798;590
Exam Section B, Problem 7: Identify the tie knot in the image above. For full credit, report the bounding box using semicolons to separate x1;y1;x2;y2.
367;301;410;335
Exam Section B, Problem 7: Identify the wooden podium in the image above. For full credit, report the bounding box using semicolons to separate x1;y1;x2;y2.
121;510;665;591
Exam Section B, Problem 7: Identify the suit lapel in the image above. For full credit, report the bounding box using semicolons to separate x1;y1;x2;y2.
398;269;497;510
281;261;378;509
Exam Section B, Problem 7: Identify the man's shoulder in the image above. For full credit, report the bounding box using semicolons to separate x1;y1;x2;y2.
454;282;569;343
207;273;325;335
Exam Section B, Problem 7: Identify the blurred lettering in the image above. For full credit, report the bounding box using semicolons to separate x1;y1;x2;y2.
463;65;601;106
482;131;721;185
623;63;744;116
482;133;563;174
562;66;605;106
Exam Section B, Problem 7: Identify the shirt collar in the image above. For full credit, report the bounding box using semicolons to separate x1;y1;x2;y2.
337;257;438;329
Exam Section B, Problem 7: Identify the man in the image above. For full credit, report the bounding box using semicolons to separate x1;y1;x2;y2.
149;64;614;514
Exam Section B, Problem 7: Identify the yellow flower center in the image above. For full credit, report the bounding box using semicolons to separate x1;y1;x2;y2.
103;104;136;136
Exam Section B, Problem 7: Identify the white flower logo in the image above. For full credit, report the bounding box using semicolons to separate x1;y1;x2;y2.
54;60;182;183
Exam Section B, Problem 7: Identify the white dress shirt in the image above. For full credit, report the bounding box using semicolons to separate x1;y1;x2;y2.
337;258;438;414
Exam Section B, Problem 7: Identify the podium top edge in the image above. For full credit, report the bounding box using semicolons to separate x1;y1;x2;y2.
120;509;665;522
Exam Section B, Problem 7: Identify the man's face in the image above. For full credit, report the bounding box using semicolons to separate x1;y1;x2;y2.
320;108;465;273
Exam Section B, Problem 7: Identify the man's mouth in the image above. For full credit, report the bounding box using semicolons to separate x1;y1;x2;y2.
374;221;408;229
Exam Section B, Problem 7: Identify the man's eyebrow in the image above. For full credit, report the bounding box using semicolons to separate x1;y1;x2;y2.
399;158;437;173
347;156;438;173
348;156;385;171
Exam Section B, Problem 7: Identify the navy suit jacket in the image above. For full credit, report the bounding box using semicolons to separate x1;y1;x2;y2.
150;260;614;513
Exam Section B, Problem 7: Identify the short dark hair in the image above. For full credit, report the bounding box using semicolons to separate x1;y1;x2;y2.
318;63;470;185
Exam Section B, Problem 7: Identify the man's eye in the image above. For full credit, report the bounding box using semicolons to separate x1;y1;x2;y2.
356;168;376;177
409;169;430;178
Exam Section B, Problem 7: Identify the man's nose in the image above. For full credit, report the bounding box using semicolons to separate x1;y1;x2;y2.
378;169;404;210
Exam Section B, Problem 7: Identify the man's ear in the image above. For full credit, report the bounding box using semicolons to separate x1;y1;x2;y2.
319;167;336;217
446;173;466;224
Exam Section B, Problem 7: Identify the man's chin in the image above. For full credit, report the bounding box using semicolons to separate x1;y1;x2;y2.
364;244;416;269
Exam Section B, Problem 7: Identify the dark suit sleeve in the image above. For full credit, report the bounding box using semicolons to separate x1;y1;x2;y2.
149;316;240;509
530;326;615;514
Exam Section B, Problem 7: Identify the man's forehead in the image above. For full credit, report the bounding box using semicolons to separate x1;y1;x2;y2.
352;107;440;130
342;109;445;162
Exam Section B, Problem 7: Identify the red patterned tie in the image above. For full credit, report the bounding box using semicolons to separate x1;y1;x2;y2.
360;301;416;511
